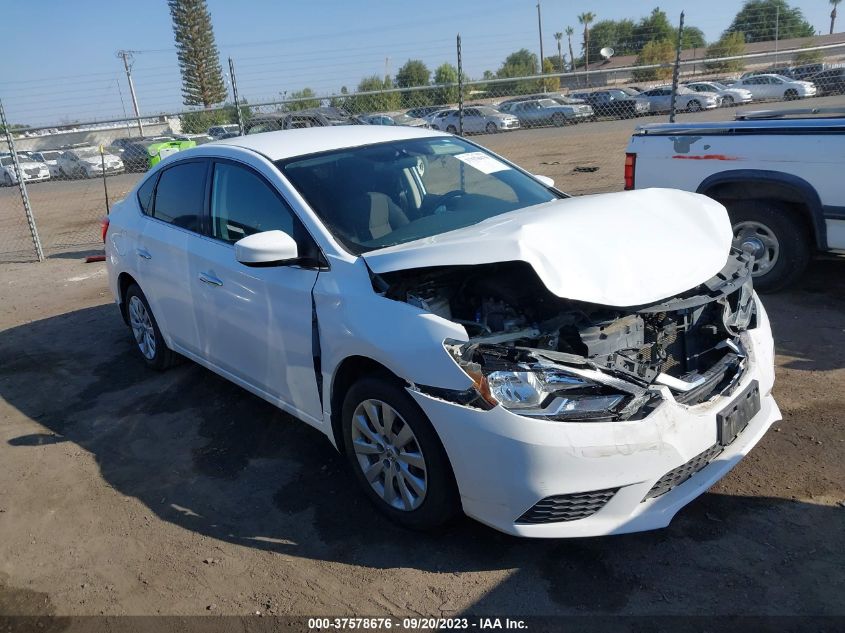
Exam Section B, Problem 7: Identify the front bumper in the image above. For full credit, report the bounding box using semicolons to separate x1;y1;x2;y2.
411;299;779;538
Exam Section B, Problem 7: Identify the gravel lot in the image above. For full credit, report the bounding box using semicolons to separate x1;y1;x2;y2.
0;254;843;620
3;94;844;263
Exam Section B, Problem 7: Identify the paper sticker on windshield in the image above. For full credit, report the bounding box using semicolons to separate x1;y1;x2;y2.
455;151;510;174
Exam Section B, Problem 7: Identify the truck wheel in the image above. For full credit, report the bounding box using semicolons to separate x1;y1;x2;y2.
342;375;461;531
726;200;811;292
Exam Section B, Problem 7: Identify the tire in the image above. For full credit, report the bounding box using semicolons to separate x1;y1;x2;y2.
446;125;457;134
485;121;498;134
124;284;176;370
341;375;461;531
3;173;11;187
725;200;811;293
551;113;567;127
784;89;799;101
687;99;702;112
721;95;735;107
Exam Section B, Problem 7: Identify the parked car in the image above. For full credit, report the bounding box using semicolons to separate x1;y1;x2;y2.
426;108;458;130
498;92;586;106
406;105;448;120
246;108;359;133
790;63;828;81
731;74;816;100
436;106;520;134
0;154;50;186
570;89;650;118
497;98;591;126
109;137;174;172
809;67;845;95
360;113;428;128
27;150;63;177
105;125;778;537
626;109;845;290
684;81;753;107
638;86;719;112
57;147;124;178
208;124;240;139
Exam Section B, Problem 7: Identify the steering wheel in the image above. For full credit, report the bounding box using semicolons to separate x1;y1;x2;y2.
437;190;466;210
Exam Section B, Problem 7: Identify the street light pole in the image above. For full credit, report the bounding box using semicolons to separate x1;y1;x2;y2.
117;50;144;137
537;1;545;76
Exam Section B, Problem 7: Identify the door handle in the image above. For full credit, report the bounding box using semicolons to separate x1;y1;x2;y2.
137;248;151;260
198;272;223;287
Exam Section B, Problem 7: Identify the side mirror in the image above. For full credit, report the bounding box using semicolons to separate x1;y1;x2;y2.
235;230;298;266
533;174;555;188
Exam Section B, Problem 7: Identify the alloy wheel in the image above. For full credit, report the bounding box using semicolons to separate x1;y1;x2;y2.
350;399;428;511
128;295;157;360
733;220;780;276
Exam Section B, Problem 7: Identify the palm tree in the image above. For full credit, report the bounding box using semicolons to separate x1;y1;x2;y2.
565;26;575;72
554;31;564;73
832;0;842;34
578;12;595;86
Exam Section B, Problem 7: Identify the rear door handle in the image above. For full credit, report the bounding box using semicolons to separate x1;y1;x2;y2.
136;248;151;260
198;272;223;287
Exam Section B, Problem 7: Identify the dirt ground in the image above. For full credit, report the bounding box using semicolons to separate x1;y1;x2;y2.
0;245;843;622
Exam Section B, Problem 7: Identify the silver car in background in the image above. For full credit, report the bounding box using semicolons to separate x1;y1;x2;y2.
1;154;51;186
437;106;520;134
28;150;64;177
638;86;719;112
684;81;753;107
57;147;124;179
498;98;592;126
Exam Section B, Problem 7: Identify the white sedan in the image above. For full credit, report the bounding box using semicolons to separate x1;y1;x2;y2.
731;74;817;100
638;86;720;112
28;150;64;177
104;126;779;537
684;81;753;106
0;154;50;186
57;146;125;179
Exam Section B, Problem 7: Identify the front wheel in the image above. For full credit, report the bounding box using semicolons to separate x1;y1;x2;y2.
485;121;498;134
446;125;457;134
124;284;176;370
687;99;702;112
552;113;567;127
726;200;811;292
721;95;735;107
3;173;12;187
342;376;461;531
784;89;799;101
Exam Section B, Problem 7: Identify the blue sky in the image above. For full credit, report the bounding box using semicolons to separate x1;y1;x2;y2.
0;0;835;126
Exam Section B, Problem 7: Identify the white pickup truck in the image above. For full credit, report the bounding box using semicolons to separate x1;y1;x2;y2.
625;108;845;290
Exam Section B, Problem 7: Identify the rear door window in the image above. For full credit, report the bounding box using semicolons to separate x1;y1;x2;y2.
151;160;207;231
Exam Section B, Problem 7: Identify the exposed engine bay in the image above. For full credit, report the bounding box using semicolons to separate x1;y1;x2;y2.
372;252;756;420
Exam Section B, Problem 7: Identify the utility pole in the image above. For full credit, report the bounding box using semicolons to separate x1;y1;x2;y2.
536;1;545;76
669;11;685;123
228;57;244;136
117;50;144;136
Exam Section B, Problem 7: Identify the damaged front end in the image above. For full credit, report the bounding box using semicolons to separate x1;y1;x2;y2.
373;252;756;421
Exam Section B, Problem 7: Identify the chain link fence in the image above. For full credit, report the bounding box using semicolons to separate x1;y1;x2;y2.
2;19;845;263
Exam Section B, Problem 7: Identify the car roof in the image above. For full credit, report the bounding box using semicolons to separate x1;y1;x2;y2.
211;125;449;160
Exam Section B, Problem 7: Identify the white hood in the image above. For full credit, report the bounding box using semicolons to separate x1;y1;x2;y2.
363;188;733;307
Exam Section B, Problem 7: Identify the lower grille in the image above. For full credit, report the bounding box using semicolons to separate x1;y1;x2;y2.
516;488;618;524
644;444;723;501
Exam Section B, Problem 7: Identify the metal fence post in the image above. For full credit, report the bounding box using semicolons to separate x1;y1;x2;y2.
457;34;464;136
0;99;44;262
229;57;244;136
669;11;685;123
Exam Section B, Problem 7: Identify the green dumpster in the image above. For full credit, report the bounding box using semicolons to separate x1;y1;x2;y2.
147;139;197;168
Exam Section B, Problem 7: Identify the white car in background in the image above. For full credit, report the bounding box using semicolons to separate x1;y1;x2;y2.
426;108;458;130
684;81;753;107
436;106;520;134
0;154;50;186
57;146;124;179
28;150;64;177
104;126;779;537
731;74;817;100
638;86;720;112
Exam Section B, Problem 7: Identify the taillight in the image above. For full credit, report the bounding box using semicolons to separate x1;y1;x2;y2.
624;152;636;190
100;216;110;243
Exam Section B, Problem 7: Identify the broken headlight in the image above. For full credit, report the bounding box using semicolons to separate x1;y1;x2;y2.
444;341;655;422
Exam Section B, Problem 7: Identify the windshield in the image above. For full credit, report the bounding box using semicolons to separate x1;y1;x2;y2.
710;82;728;90
619;87;640;96
74;148;100;158
537;99;557;107
1;157;14;166
39;151;61;160
476;106;500;116
277;137;560;255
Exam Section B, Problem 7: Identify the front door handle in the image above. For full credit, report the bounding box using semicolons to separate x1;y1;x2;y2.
137;248;151;260
198;272;223;287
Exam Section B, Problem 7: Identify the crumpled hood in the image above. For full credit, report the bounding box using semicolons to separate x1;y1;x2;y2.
363;188;733;307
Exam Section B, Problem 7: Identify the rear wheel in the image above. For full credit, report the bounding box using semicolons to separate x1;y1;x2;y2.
725;200;811;292
125;284;176;370
342;376;461;531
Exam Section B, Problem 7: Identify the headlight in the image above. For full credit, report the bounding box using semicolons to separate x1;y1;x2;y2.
444;341;655;422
